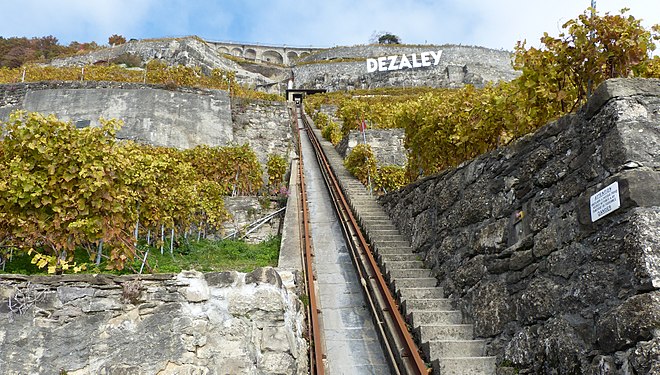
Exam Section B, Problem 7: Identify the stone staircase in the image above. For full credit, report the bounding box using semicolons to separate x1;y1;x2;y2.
310;124;496;374
346;186;495;374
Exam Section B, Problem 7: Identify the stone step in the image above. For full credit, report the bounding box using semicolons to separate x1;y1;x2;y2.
377;249;415;259
378;253;419;264
373;240;411;249
373;241;412;256
408;310;462;326
397;286;445;300
417;324;474;343
386;268;431;279
392;277;438;290
372;234;408;242
383;260;425;271
364;225;399;233
359;215;391;222
422;340;487;359
402;298;453;315
366;229;401;236
361;218;395;224
350;200;380;208
433;357;496;375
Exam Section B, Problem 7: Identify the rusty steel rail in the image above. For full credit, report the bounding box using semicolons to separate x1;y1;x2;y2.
291;105;325;375
299;107;429;375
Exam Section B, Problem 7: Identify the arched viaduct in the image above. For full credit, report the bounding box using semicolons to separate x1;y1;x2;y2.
205;40;321;66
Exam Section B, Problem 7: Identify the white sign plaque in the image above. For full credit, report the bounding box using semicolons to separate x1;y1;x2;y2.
590;181;620;222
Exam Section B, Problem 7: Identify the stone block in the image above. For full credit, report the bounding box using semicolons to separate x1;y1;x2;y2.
596;291;660;352
626;208;660;290
470;281;514;337
204;271;238;287
245;267;283;287
57;286;96;303
474;218;508;254
261;325;292;353
584;78;660;119
515;277;560;325
176;270;210;302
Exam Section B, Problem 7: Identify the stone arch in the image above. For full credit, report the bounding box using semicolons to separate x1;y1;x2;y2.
300;52;310;59
262;50;284;65
286;51;299;64
231;47;243;57
217;46;229;54
244;49;257;60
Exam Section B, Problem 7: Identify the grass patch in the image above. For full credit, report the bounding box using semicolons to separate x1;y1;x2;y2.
1;236;281;275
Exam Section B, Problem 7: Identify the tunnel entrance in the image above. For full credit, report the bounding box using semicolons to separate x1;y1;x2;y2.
285;88;327;103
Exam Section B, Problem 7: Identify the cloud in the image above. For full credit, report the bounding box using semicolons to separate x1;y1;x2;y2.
0;0;658;51
0;0;155;44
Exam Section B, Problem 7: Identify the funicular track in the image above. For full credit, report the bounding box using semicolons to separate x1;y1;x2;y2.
293;104;429;375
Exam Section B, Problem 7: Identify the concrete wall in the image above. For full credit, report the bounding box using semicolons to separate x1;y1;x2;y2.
0;82;233;149
0;268;307;375
0;83;294;166
293;45;518;91
378;79;660;374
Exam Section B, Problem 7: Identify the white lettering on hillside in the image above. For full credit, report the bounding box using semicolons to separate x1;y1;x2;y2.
366;50;443;73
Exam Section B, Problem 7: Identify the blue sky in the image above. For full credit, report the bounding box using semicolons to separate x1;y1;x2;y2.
1;1;659;51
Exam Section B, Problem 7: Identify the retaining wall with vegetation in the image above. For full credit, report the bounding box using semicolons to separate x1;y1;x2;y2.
0;268;307;375
379;78;660;374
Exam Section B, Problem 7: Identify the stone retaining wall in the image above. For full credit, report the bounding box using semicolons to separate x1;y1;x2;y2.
336;128;407;167
0;268;307;375
379;79;660;374
231;97;294;166
0;83;293;167
0;82;233;149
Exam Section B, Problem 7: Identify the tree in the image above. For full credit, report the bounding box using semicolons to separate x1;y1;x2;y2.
378;33;401;45
370;31;402;45
108;34;127;46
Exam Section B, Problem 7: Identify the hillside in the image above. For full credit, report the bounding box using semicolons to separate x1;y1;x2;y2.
49;37;290;93
294;44;518;91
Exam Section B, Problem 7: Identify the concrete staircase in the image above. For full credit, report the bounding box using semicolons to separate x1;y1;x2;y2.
348;189;496;374
310;124;496;375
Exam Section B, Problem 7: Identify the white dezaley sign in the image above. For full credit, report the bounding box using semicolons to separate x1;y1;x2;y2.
366;50;443;73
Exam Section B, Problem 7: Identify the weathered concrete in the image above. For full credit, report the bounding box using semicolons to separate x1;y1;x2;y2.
378;78;660;374
278;157;302;272
0;83;294;168
0;82;232;149
0;268;307;375
25;87;233;149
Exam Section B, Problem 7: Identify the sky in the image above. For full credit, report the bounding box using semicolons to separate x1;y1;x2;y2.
1;1;659;51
